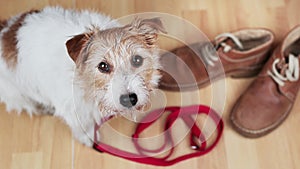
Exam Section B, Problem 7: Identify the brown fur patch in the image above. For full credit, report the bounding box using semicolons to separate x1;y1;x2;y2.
66;34;89;63
1;10;39;68
0;20;8;32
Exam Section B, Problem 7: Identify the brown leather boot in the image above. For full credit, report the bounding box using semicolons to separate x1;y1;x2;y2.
159;28;275;91
230;25;300;138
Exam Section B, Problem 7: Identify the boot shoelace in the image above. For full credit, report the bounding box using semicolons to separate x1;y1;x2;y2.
201;33;244;66
267;54;299;86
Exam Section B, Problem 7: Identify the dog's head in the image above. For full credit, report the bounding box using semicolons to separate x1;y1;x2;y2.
66;17;165;120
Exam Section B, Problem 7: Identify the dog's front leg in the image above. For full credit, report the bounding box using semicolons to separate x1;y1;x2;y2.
70;123;95;147
61;111;96;147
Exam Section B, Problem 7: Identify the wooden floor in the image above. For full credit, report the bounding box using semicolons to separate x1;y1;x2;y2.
1;0;300;169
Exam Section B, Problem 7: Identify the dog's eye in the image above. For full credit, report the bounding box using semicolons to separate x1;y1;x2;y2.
98;62;111;73
131;55;144;67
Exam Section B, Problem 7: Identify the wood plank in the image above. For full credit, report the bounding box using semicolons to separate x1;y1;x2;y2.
0;0;300;168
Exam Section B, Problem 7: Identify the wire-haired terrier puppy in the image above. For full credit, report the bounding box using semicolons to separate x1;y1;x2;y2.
0;7;165;146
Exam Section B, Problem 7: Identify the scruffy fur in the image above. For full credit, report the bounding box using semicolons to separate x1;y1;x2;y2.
0;7;165;146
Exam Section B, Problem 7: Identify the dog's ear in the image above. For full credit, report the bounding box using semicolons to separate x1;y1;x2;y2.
66;33;92;63
128;17;166;47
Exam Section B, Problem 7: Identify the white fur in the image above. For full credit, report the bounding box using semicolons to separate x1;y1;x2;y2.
0;7;160;146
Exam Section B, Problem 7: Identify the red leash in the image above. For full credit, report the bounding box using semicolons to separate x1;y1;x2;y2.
93;105;224;166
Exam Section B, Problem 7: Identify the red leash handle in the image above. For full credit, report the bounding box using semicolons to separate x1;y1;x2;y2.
93;105;224;166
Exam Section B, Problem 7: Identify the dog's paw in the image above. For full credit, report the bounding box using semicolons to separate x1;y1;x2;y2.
72;129;94;147
76;135;94;147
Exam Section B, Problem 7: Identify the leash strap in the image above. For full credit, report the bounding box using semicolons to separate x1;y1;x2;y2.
93;105;224;166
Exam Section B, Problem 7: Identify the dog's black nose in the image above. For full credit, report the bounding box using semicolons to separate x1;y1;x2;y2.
119;93;138;108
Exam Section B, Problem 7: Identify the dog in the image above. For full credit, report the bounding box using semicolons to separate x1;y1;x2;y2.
0;6;165;146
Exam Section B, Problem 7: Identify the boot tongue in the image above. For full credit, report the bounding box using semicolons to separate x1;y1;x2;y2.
278;54;300;102
275;53;300;78
276;57;289;76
